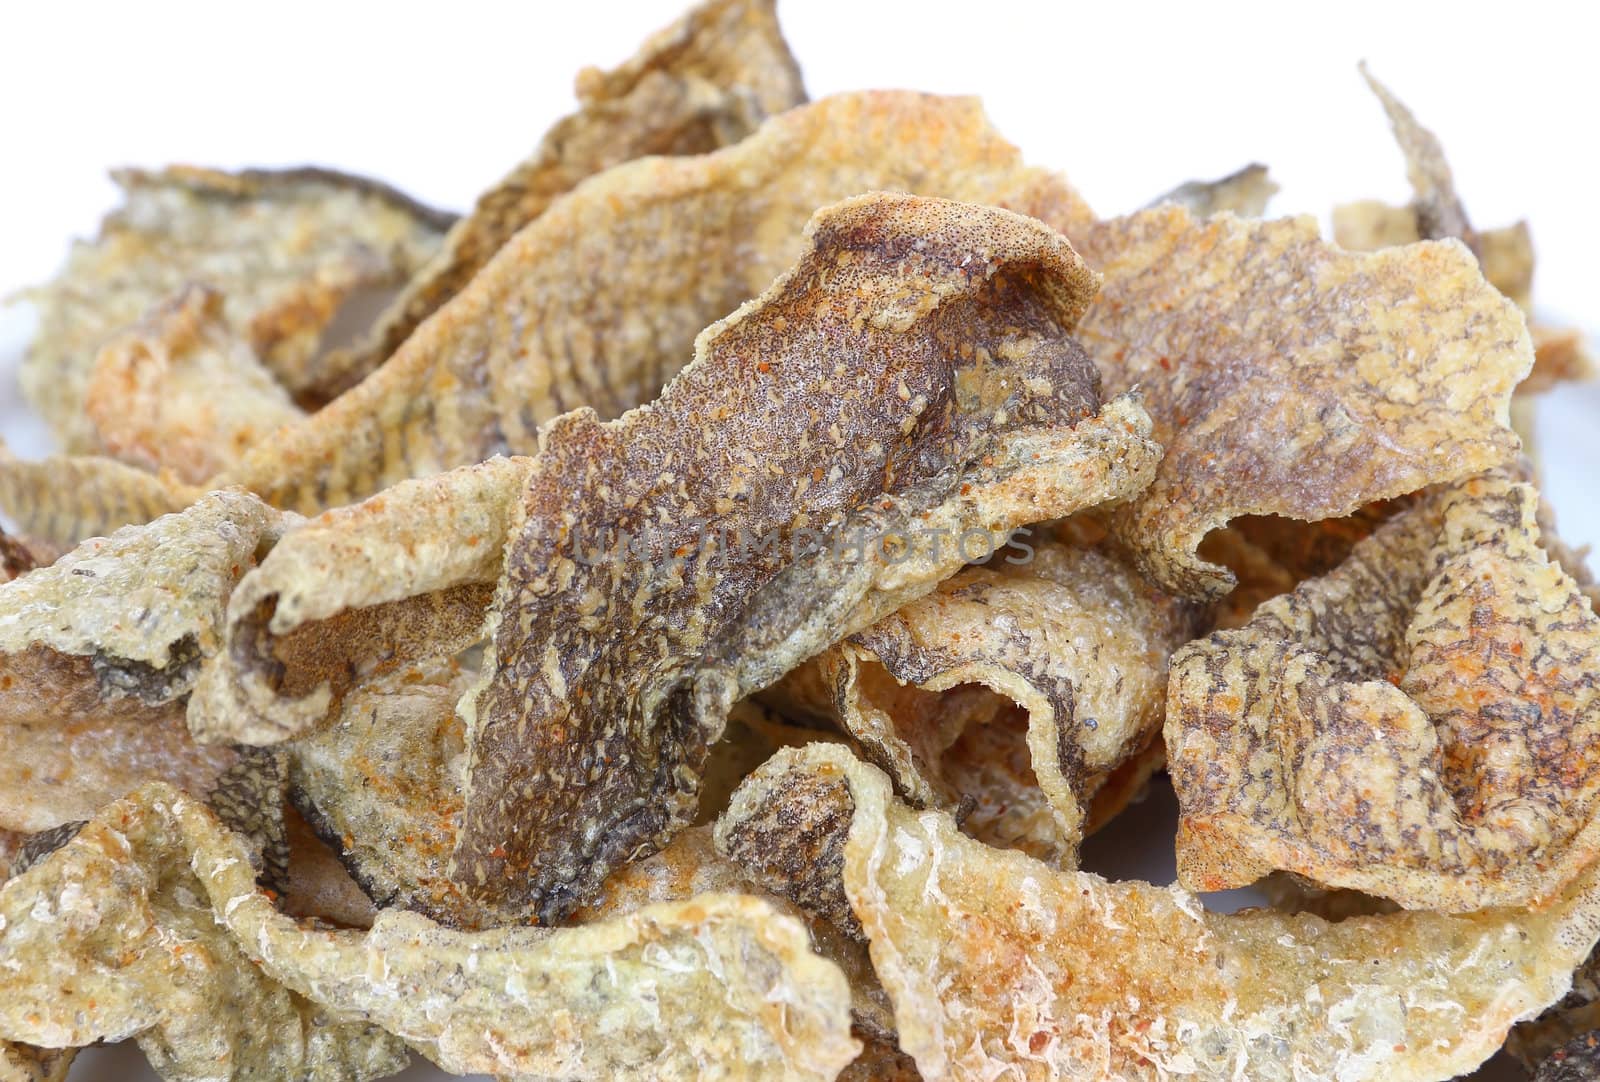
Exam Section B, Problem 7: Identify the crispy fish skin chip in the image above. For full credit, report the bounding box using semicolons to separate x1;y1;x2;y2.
17;165;449;450
0;788;410;1081
1075;205;1531;599
451;192;1155;922
575;823;901;1048
718;744;1600;1082
1167;474;1600;910
16;782;859;1079
83;285;304;483
1146;162;1278;218
1360;64;1478;255
0;491;285;833
0;448;199;548
188;456;523;745
0;488;281;705
328;0;806;391
216;91;1096;515
792;541;1196;864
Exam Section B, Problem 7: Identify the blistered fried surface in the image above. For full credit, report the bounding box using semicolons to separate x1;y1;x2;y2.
798;541;1196;864
330;0;806;389
217;91;1097;514
1168;474;1600;910
18;165;449;449
0;788;410;1081
1075;205;1531;598
1147;163;1278;218
454;192;1156;922
720;744;1600;1082
83;286;304;482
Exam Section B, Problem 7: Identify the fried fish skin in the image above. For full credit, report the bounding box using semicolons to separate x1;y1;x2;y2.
0;787;410;1082
216;90;1095;516
16;164;449;450
1074;205;1531;599
324;0;808;393
0;783;860;1081
196;192;1156;927
83;285;304;483
717;744;1600;1082
0;490;288;834
449;192;1152;923
1167;473;1600;912
787;540;1198;865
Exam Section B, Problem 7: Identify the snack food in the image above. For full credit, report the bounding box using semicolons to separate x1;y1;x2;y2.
0;9;1591;1078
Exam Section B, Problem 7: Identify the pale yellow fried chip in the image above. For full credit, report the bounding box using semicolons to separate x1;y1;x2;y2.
327;0;806;392
0;787;410;1081
576;823;900;1048
17;165;450;449
783;541;1197;864
1146;163;1278;218
0;782;860;1080
1167;473;1600;911
717;744;1600;1082
83;285;304;483
199;193;1158;926
1332;201;1537;309
214;91;1096;515
1075;205;1531;599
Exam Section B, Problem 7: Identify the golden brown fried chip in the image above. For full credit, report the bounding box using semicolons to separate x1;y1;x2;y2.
83;285;304;482
0;491;285;833
328;0;806;391
1075;204;1531;599
785;541;1197;864
17;165;450;449
1332;201;1537;308
1167;473;1600;910
1146;162;1278;218
0;787;409;1081
0;782;861;1079
202;193;1158;925
215;91;1097;515
1360;63;1478;255
718;744;1600;1082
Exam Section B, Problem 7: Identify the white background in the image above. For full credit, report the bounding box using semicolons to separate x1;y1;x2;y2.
1;2;1595;1079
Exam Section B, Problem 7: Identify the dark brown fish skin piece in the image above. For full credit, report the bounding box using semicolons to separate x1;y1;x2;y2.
322;0;806;395
451;193;1132;923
